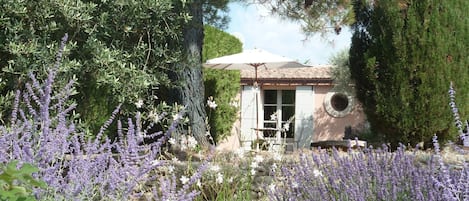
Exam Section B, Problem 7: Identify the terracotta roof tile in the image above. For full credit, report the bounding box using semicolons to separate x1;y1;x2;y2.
240;65;333;79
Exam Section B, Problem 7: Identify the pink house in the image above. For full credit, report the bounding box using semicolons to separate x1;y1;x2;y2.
215;65;366;152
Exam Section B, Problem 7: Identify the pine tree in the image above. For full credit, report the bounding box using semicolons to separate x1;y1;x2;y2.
350;0;469;146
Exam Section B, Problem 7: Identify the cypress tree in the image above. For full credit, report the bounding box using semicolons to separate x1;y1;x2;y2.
202;25;242;143
350;0;469;147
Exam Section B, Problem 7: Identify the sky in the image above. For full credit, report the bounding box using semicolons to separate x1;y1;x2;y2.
226;2;352;65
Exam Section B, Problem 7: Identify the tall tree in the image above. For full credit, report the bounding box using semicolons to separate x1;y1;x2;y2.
168;1;234;148
0;0;186;133
203;0;231;30
349;0;469;146
171;0;211;148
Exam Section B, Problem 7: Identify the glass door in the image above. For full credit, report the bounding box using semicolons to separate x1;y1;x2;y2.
263;90;295;139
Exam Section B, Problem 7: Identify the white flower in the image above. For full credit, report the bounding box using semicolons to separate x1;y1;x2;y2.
271;163;278;172
172;157;179;163
251;169;256;176
228;177;233;183
168;138;176;145
180;176;189;185
167;165;175;174
282;123;290;131
187;135;198;149
313;169;323;177
273;152;282;161
254;155;264;163
269;183;276;192
173;113;183;121
210;164;221;172
250;161;259;169
207;96;217;109
234;149;244;159
135;99;144;108
270;112;278;121
196;179;202;188
148;110;160;123
180;136;188;151
292;181;299;188
216;172;224;184
209;102;217;109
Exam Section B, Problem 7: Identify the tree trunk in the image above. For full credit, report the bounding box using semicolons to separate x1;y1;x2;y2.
175;0;212;148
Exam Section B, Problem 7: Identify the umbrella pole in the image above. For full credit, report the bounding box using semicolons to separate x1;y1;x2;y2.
249;63;263;152
253;64;262;152
255;82;259;152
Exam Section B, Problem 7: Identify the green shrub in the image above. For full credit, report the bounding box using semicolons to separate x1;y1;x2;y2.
350;0;469;147
0;0;187;135
0;161;47;201
202;25;242;143
204;68;240;142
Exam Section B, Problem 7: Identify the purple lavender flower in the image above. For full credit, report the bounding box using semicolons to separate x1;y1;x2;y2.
449;82;469;146
0;34;209;200
268;141;467;201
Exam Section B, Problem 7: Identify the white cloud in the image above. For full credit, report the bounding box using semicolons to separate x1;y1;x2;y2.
227;3;351;65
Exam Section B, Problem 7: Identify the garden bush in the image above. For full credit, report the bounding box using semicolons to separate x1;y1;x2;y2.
0;0;188;135
350;0;469;147
0;160;47;201
202;25;242;143
0;35;210;200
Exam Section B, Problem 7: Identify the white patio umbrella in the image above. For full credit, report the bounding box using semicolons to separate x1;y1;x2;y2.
204;49;305;150
204;48;305;82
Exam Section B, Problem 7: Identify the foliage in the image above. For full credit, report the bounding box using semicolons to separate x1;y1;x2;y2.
268;139;469;201
202;0;231;30
202;25;243;62
349;0;469;146
0;161;47;201
202;25;242;143
0;36;209;200
195;161;253;200
252;0;355;36
203;69;240;143
194;149;280;201
329;49;354;94
0;0;188;134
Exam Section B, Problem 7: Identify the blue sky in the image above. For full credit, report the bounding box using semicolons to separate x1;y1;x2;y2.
226;2;352;65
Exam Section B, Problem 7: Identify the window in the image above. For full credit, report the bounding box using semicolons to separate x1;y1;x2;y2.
324;91;354;118
331;93;349;111
263;90;295;138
